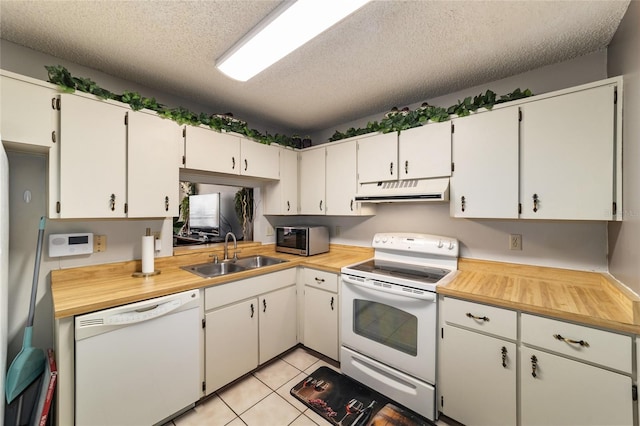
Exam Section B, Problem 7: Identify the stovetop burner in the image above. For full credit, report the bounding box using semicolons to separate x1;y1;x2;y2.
347;259;450;285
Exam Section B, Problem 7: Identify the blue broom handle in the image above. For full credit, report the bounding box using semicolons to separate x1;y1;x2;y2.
27;216;46;327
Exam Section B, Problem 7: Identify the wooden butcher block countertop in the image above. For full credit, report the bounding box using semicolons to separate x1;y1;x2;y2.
50;243;373;319
439;258;640;335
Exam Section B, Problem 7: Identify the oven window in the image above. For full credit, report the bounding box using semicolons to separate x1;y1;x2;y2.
353;299;418;356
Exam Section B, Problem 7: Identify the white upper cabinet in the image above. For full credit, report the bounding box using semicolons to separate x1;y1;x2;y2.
127;111;182;217
357;123;452;185
184;126;241;175
326;140;375;216
1;71;57;149
451;107;520;218
356;132;398;183
263;146;298;215
240;138;280;180
519;84;616;220
398;121;452;179
58;94;128;218
299;146;326;215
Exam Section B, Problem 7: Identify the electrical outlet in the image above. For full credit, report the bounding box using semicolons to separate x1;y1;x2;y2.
335;226;342;237
266;225;274;236
509;234;522;250
94;235;107;252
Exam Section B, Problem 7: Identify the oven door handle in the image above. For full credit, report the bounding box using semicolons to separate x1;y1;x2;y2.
342;275;436;302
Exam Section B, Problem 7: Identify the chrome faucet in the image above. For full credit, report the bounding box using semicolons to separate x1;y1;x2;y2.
224;232;237;261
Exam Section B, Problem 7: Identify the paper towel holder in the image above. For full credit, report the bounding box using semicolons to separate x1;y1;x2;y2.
132;270;161;278
134;228;161;277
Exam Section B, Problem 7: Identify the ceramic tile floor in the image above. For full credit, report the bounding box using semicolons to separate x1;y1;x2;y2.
166;346;455;426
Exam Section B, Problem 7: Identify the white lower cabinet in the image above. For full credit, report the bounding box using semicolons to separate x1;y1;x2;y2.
520;346;633;426
203;269;297;394
440;298;517;426
301;268;339;360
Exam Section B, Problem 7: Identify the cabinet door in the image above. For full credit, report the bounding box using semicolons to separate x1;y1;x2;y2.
520;85;615;220
184;126;240;175
240;138;279;179
356;132;398;183
127;111;182;217
299;147;325;214
258;286;297;364
520;346;633;426
450;107;519;218
303;286;338;360
440;325;516;426
59;94;127;218
326;141;358;216
263;147;298;215
399;122;451;180
1;74;56;148
205;299;258;394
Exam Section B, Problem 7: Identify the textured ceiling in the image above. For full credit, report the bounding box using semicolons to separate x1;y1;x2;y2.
0;0;630;134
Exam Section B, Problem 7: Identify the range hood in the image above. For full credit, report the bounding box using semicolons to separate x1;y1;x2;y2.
355;177;449;203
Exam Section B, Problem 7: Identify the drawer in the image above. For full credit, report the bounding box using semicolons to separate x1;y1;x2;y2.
443;297;517;340
302;268;338;292
521;313;632;373
205;268;296;311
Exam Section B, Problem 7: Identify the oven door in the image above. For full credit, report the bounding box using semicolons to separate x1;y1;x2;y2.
341;274;437;383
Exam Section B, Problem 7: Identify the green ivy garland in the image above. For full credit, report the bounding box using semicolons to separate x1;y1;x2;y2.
44;64;532;147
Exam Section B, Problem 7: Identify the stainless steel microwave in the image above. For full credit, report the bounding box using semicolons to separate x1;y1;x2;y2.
275;226;329;256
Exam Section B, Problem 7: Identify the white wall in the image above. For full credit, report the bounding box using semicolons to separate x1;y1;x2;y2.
607;1;640;294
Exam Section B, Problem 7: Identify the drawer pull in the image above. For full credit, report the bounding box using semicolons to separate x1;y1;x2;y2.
315;277;325;283
531;355;538;378
553;333;589;347
466;312;489;322
501;346;507;368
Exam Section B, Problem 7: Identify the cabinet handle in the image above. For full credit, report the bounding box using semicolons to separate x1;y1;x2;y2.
165;196;169;212
461;196;466;212
390;162;394;176
533;193;539;212
531;355;538;378
501;346;507;368
466;312;489;322
319;200;323;211
51;98;56;110
51;131;56;143
330;296;334;311
287;201;290;211
553;333;589;347
250;303;255;318
350;199;354;211
109;194;116;211
405;160;409;174
244;158;248;171
232;157;236;169
263;299;267;313
315;277;325;283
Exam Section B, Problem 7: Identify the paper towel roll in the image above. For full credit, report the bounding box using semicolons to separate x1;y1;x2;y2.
141;235;155;274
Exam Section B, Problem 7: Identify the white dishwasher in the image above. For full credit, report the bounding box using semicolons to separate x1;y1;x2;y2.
75;289;201;426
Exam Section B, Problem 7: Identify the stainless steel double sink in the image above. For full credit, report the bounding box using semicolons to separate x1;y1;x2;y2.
181;255;288;278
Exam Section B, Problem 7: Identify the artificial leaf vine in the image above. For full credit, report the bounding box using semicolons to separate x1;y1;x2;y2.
45;64;533;146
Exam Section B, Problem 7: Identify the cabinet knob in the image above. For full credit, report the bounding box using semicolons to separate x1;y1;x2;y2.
531;355;538;378
553;333;589;347
466;312;489;322
501;346;508;368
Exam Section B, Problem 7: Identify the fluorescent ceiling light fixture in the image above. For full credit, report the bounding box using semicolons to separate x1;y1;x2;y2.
216;0;371;82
